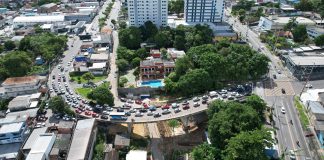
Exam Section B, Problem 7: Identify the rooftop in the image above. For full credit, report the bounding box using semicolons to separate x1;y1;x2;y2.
41;24;53;29
89;62;107;69
90;53;109;60
308;101;324;114
2;76;39;86
40;3;57;8
307;26;324;33
140;58;175;67
26;133;56;160
126;150;147;160
13;15;65;23
92;33;112;44
52;134;72;151
67;118;96;160
22;127;47;150
7;95;30;111
114;134;130;146
288;56;324;66
0;122;24;134
266;16;315;25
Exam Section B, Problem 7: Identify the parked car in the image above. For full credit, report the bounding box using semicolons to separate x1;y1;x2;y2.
182;101;189;105
171;103;179;108
162;109;171;115
154;113;161;118
162;104;170;110
174;108;181;113
149;106;157;111
193;102;200;107
135;99;142;104
183;105;190;110
193;97;200;102
147;111;154;116
135;112;143;117
281;107;286;114
101;115;109;119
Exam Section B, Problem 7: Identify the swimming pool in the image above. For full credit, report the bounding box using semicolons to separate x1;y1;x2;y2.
140;80;164;88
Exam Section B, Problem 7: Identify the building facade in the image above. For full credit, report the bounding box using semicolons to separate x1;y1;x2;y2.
140;59;175;80
307;27;324;39
127;0;168;27
0;122;27;144
184;0;225;23
2;76;41;98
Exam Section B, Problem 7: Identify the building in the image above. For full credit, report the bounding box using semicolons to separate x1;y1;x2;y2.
7;95;31;112
167;48;186;60
89;62;108;75
89;53;109;63
114;134;130;149
49;134;72;160
13;15;65;29
184;0;225;23
0;122;27;144
126;150;147;160
307;27;324;39
21;127;47;157
211;23;237;41
140;58;175;80
127;0;168;27
66;118;97;160
25;133;56;160
64;13;94;23
92;33;113;52
150;49;161;58
38;3;58;13
258;16;316;31
2;76;41;98
41;24;54;32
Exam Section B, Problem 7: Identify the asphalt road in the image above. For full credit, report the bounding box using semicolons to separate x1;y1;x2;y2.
224;9;312;159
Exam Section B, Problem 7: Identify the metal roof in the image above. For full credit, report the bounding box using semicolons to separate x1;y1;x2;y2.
308;101;324;114
288;56;324;66
22;127;47;150
26;133;56;160
13;15;65;23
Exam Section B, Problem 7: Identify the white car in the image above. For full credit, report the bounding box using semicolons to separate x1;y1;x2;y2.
281;107;286;114
289;150;296;160
305;83;312;88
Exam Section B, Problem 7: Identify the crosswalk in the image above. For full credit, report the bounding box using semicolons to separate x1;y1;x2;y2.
264;80;295;96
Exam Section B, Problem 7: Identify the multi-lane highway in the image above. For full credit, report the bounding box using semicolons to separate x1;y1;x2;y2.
224;9;312;160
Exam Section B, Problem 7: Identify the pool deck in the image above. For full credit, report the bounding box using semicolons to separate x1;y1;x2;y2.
137;79;165;88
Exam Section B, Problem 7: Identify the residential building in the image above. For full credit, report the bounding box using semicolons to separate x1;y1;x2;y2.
126;150;147;160
127;0;168;27
89;62;108;75
38;3;58;14
167;48;186;60
258;16;316;31
184;0;225;23
0;122;27;144
307;27;324;39
66;119;97;160
7;95;31;112
41;24;54;32
2;76;41;98
65;13;94;23
89;53;109;63
25;133;56;160
150;49;161;58
140;58;175;80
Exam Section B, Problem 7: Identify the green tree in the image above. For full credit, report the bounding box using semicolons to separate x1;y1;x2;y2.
168;0;184;15
168;119;179;133
117;46;135;62
284;17;297;31
191;143;217;160
87;86;114;106
118;21;127;29
294;0;314;11
174;56;193;78
82;72;95;84
314;34;324;46
116;59;129;72
245;94;267;120
292;25;308;42
135;48;149;59
119;76;128;87
131;57;141;68
174;35;186;50
177;69;212;96
48;96;66;113
222;129;274;160
119;27;142;49
154;30;173;48
4;40;16;50
139;21;158;41
160;48;168;60
2;51;32;77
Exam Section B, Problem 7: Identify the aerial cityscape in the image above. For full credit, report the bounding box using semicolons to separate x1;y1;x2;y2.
0;0;323;159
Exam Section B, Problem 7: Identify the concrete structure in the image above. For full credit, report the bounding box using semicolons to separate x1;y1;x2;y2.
2;76;40;97
184;0;225;23
127;0;168;27
258;16;316;31
67;119;97;160
89;62;107;75
7;95;31;112
140;58;175;80
0;122;26;144
89;53;109;63
307;27;324;39
167;48;186;60
126;150;147;160
38;3;58;13
13;15;65;28
21;127;47;157
25;133;56;160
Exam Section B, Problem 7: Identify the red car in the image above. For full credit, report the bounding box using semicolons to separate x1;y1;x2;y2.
135;99;142;104
92;113;99;118
143;103;149;109
305;132;314;137
75;109;82;114
85;111;92;116
183;105;190;110
162;104;170;110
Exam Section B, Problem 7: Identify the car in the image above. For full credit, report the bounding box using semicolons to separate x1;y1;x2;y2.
202;95;209;100
193;102;200;107
228;96;235;100
305;132;314;137
289;150;296;160
183;105;190;110
52;75;55;79
221;94;228;98
154;113;161;118
75;109;82;114
273;74;277;79
85;111;92;115
135;99;142;104
106;107;113;112
281;88;286;94
117;108;124;112
149;106;157;111
102;110;110;115
120;97;127;102
305;83;313;88
174;108;181;113
281;107;286;114
139;108;147;113
182;101;189;105
143;103;149;109
202;99;208;104
129;109;136;113
193;97;200;102
162;109;171;115
125;112;131;116
147;111;154;116
162;104;170;109
135;112;143;117
101;115;109;119
277;70;282;74
171;103;179;108
127;99;134;104
92;113;99;118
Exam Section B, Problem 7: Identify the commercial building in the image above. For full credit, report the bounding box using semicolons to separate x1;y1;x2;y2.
140;58;175;80
7;95;31;112
89;62;108;75
67;118;97;160
25;133;56;160
0;122;27;144
307;27;324;39
92;33;113;52
38;3;58;14
13;15;65;28
89;53;109;63
184;0;225;23
258;16;316;31
127;0;168;27
2;76;41;98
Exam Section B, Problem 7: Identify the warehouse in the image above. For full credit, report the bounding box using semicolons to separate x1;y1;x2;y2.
13;15;65;28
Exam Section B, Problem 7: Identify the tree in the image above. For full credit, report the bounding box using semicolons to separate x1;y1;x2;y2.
140;21;158;41
135;48;149;59
87;86;114;106
119;76;128;87
222;129;274;160
2;51;32;77
292;25;308;42
284;17;297;31
48;96;66;113
116;59;129;72
119;27;142;49
4;40;16;50
314;34;324;46
160;48;168;60
174;35;186;50
174;56;193;78
168;0;184;15
177;69;212;96
191;143;217;160
82;72;95;84
111;19;116;26
294;0;314;11
245;94;267;120
131;57;141;68
118;21;127;29
168;119;179;133
117;46;136;62
154;30;173;48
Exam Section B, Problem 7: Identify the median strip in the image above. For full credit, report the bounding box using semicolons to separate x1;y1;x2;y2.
294;96;310;130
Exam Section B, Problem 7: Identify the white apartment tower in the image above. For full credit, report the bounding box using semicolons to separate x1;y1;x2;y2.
127;0;168;27
184;0;225;23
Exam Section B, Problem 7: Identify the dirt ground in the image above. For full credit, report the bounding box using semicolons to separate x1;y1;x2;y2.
107;123;148;138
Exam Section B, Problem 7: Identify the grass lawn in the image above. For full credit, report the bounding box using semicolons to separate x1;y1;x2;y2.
75;88;92;98
294;96;310;130
70;74;107;84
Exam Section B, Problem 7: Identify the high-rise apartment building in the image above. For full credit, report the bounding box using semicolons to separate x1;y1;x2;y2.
127;0;168;27
184;0;225;23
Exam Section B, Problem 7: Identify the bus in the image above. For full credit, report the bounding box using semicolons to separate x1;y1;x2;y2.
109;112;127;120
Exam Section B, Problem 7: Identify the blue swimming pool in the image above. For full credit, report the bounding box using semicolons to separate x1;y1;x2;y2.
140;80;164;88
